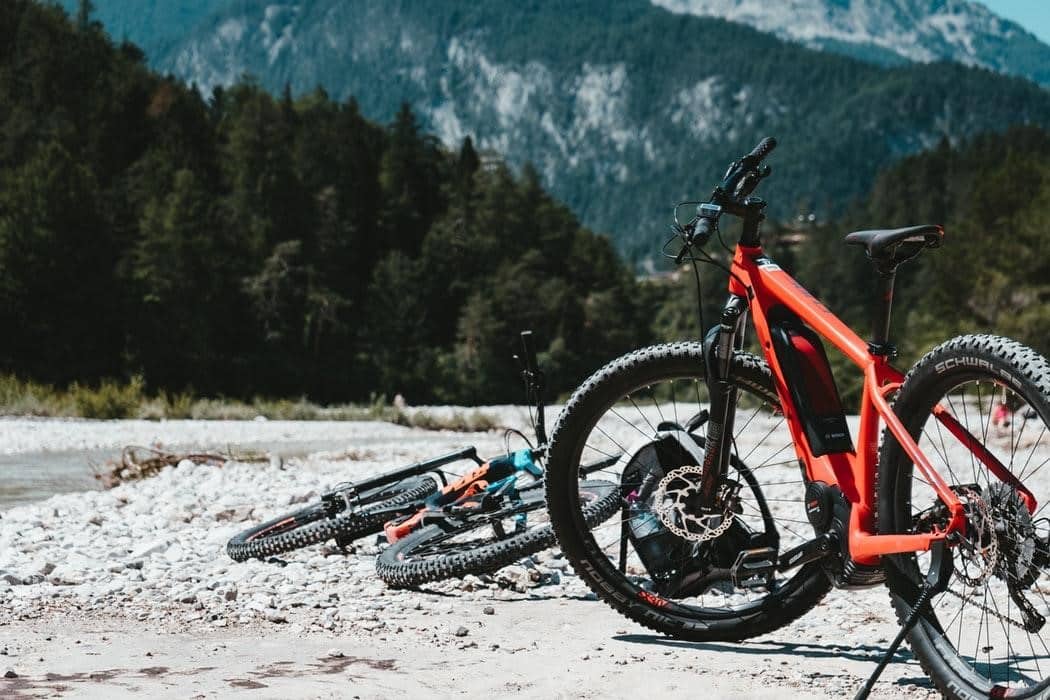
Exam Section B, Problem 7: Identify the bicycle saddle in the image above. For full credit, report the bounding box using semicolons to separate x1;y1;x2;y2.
844;224;943;273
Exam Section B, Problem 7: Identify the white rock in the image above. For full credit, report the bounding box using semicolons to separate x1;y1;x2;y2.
163;545;185;563
48;566;84;585
129;539;169;560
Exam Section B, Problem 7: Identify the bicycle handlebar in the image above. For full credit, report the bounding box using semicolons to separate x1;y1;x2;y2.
745;136;777;165
678;137;777;252
719;136;777;201
519;330;548;447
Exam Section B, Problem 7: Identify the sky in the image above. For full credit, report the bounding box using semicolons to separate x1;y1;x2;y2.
976;1;1050;43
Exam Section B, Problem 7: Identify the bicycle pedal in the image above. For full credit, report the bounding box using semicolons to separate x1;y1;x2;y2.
731;547;777;589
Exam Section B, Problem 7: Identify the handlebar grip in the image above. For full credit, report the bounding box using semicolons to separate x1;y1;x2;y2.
692;216;714;243
520;330;538;372
746;137;777;163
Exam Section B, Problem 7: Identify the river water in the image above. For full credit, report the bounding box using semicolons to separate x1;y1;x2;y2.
0;439;399;511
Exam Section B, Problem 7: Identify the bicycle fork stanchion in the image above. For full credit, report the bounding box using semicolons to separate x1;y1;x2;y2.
854;541;952;700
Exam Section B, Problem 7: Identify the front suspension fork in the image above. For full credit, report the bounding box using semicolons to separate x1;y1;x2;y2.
698;294;750;505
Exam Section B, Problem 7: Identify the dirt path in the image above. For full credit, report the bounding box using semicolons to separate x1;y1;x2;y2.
1;595;936;699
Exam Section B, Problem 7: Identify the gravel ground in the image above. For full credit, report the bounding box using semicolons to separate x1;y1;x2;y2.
0;414;982;698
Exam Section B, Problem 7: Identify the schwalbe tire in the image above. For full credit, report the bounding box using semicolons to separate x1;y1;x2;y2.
877;334;1050;700
227;476;438;562
376;480;621;588
544;342;831;642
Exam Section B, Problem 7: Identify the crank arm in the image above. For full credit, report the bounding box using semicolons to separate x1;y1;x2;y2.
777;534;833;572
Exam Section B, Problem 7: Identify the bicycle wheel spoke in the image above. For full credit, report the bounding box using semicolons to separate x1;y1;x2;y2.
733;405;763;442
648;387;666;425
741;422;787;464
1018;423;1048;481
952;390;981;487
627;396;658;435
670;379;679;430
609;406;655;441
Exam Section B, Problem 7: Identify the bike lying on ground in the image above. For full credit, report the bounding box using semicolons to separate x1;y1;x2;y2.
229;332;620;589
375;333;620;587
544;137;1050;699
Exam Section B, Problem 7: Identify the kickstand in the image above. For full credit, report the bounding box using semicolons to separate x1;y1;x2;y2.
854;540;952;700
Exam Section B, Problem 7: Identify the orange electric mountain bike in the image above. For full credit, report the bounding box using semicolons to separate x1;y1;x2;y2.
545;137;1050;699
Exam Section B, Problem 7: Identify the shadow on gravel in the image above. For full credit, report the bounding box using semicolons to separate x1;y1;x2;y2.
893;676;936;688
613;635;936;689
405;586;594;602
614;634;926;667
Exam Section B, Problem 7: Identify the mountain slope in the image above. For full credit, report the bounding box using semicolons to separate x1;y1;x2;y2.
651;0;1050;86
52;1;1050;257
53;0;224;52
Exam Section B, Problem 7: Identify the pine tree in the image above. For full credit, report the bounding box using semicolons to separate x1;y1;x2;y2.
0;141;120;382
76;0;95;31
129;169;219;389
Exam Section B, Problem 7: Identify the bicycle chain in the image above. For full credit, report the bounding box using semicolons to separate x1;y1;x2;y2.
941;585;1029;631
652;465;734;542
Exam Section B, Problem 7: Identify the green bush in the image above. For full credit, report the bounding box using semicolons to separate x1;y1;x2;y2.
398;408;500;432
0;374;501;427
70;376;146;419
0;374;75;416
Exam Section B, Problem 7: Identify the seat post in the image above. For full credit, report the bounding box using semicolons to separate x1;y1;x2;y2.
870;271;896;354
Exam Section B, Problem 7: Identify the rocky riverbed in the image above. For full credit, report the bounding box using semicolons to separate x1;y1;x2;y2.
0;417;943;698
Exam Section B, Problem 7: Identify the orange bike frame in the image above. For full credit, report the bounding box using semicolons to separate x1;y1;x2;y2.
729;245;1036;565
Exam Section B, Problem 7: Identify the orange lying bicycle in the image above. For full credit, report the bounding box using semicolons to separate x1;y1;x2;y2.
545;137;1050;699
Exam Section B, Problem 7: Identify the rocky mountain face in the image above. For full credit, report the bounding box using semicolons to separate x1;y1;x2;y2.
652;0;1050;86
56;0;1050;256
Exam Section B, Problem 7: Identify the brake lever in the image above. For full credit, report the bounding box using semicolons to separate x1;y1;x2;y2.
735;166;772;199
675;216;717;265
674;223;695;265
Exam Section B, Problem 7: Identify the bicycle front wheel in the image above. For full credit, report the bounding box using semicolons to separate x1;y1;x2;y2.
878;334;1050;699
545;342;831;642
227;475;437;561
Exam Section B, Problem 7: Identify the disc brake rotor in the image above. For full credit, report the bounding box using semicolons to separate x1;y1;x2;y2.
954;487;998;588
652;465;735;542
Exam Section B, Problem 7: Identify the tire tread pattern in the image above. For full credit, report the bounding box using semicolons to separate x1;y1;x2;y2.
227;478;437;562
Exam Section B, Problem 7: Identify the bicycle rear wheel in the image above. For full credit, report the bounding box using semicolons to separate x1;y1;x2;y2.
227;475;437;561
376;481;620;588
878;335;1050;699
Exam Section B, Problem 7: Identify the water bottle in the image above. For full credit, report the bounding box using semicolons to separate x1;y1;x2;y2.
627;498;680;579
